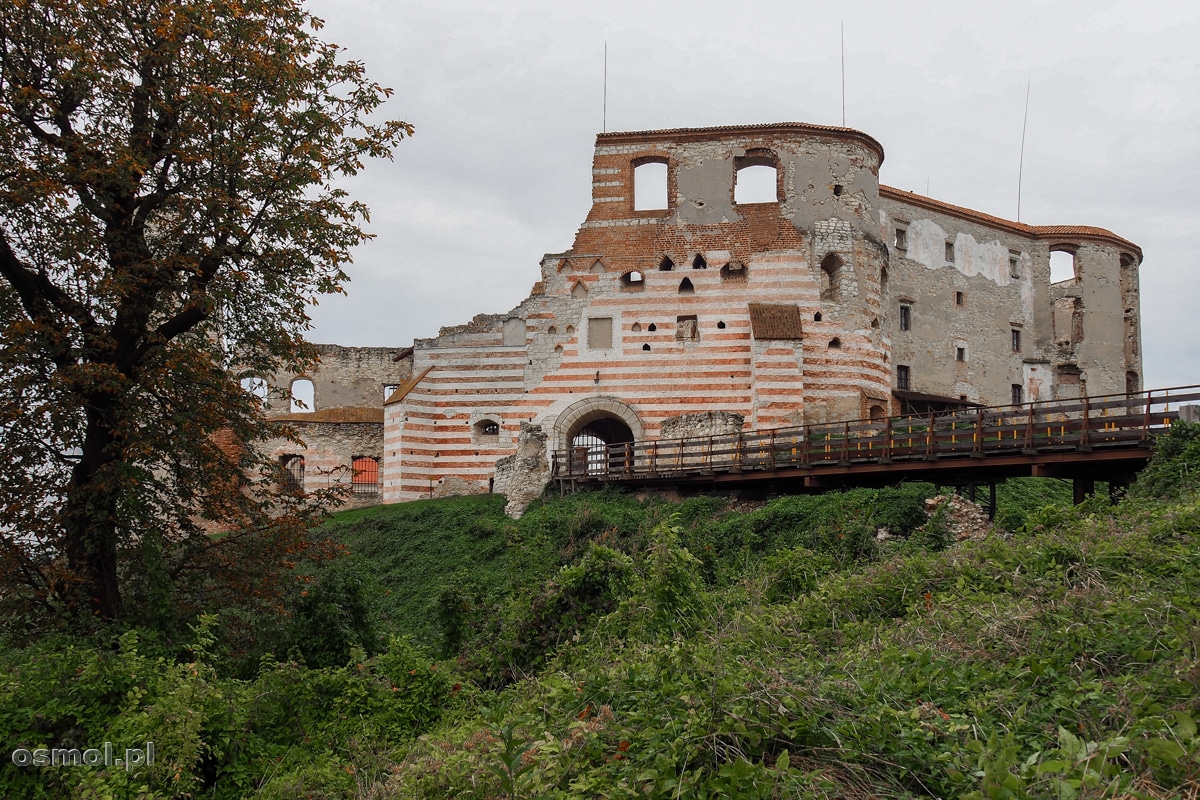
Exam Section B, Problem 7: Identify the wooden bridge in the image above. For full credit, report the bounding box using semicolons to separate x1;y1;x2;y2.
551;385;1200;506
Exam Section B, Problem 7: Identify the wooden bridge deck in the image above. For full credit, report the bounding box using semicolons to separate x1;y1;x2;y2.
551;386;1200;496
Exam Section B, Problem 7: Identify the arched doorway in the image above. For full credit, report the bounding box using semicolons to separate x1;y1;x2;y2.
554;396;644;476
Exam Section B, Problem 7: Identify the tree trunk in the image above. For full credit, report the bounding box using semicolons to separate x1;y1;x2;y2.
62;403;122;619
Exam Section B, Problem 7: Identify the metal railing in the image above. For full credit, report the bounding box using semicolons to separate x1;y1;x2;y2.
551;385;1200;482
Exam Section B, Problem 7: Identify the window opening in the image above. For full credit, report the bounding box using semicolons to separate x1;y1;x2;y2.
955;347;966;362
280;455;305;492
945;241;955;262
954;291;964;306
1009;254;1021;278
565;325;575;337
871;318;880;329
351;457;379;495
588;317;613;349
692;254;707;270
502;317;525;346
290;378;314;413
678;277;695;294
633;160;668;211
1126;371;1139;395
658;256;674;271
897;365;911;391
895;228;907;249
1011;384;1024;406
383;384;399;401
1050;248;1076;283
832;183;844;196
720;262;746;281
1011;329;1021;352
716;321;726;329
899;304;911;331
631;322;642;333
676;315;699;341
475;419;500;438
828;338;842;349
734;163;779;204
620;270;645;288
813;312;822;322
869;404;885;422
819;253;843;302
642;343;651;351
647;323;657;332
548;325;557;335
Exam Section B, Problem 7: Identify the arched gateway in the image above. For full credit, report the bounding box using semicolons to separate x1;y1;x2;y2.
553;397;644;475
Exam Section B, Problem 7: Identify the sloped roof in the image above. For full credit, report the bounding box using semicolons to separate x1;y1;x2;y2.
383;366;433;406
748;304;804;340
270;406;384;423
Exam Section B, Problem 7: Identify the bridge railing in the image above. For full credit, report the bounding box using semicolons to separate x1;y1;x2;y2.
550;385;1200;481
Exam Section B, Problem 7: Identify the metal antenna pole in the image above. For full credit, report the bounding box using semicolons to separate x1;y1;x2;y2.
1017;79;1031;221
840;22;845;126
603;41;607;133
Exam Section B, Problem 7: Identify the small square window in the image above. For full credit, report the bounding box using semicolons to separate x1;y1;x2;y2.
895;228;907;249
1011;329;1021;352
955;347;966;362
945;241;955;262
954;291;964;306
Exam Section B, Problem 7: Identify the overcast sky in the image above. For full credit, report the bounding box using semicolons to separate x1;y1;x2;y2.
302;0;1199;391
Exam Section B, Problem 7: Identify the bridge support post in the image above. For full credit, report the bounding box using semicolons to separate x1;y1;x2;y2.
1073;478;1096;505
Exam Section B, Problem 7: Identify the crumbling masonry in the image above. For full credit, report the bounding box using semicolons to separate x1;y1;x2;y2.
262;123;1144;516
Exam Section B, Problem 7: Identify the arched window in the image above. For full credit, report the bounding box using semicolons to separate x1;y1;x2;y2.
351;456;379;495
642;343;651;351
720;262;746;281
475;419;500;440
647;323;657;332
633;158;668;211
658;256;674;271
1050;246;1077;283
620;270;645;289
819;253;843;302
716;321;726;329
828;337;842;349
678;277;694;294
290;378;315;413
734;151;779;204
280;455;305;492
241;376;268;401
692;254;707;270
869;404;885;422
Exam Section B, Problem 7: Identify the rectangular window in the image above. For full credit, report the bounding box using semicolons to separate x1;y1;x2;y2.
897;365;911;391
1011;329;1021;352
1009;254;1021;278
588;317;613;349
1011;383;1024;405
899;304;911;331
945;241;955;262
675;315;699;341
954;291;964;306
895;227;907;249
955;347;966;362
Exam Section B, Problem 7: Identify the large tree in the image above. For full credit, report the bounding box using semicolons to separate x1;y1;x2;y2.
0;0;410;625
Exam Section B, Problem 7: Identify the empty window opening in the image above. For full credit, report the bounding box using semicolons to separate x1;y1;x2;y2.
571;281;588;299
1126;371;1139;395
869;404;886;422
880;266;889;298
894;228;907;249
241;376;268;401
1011;384;1024;406
828;338;842;349
813;312;822;322
1049;248;1077;283
1011;329;1021;352
676;315;699;341
633;159;668;211
832;183;844;196
871;317;880;329
1009;253;1021;279
383;384;400;401
716;320;726;329
290;378;315;413
691;254;707;270
642;343;651;351
897;365;911;391
678;277;695;294
631;322;642;333
819;253;843;302
1120;253;1136;268
620;270;645;289
954;291;964;306
280;455;305;492
502;317;525;346
734;163;779;204
588;317;613;350
647;323;657;332
955;347;966;362
351;457;379;495
945;241;955;262
658;255;674;271
899;304;911;331
720;261;746;281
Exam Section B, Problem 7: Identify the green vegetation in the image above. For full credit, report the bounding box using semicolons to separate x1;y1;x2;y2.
3;434;1199;797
